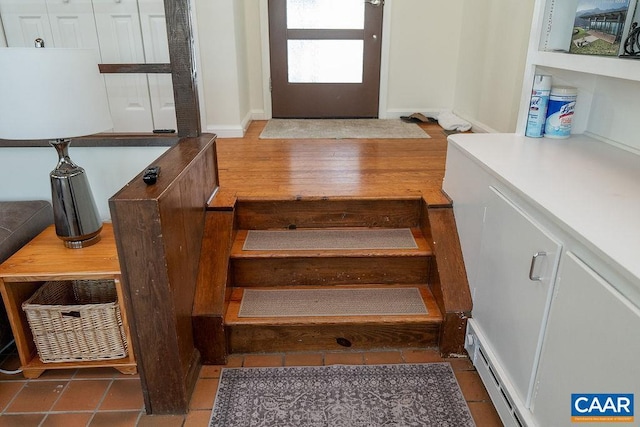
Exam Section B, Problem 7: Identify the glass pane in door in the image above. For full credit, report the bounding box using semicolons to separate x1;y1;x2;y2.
288;40;364;83
286;0;364;29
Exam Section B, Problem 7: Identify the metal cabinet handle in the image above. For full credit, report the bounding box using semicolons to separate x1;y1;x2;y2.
529;251;547;281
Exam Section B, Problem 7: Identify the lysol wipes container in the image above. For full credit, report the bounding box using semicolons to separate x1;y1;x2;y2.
544;86;577;139
525;75;551;138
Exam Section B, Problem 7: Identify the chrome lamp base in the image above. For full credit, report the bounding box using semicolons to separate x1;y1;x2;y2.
50;139;102;249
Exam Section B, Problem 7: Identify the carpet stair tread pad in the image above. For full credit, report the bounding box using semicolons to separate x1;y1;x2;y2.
242;228;419;251
238;287;429;318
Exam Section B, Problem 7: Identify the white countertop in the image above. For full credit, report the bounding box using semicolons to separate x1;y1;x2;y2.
447;132;640;283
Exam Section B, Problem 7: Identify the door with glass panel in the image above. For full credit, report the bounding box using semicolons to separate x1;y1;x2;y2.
269;0;384;118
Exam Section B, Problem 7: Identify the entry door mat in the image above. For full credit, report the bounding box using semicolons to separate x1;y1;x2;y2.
259;119;431;139
238;287;428;317
243;228;418;251
209;363;476;427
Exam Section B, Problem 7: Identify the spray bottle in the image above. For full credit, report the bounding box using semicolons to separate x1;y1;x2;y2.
525;75;551;138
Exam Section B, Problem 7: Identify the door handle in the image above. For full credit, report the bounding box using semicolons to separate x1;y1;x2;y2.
365;0;384;6
529;251;547;281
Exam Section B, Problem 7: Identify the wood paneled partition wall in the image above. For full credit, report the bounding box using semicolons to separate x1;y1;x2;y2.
109;134;218;414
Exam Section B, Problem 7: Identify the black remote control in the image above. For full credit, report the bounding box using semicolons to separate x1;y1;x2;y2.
143;166;160;185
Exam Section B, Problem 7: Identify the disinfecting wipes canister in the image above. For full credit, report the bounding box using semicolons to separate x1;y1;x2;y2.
525;75;551;138
544;86;577;139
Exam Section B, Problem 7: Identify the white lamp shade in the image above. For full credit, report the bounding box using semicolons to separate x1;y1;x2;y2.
0;48;113;140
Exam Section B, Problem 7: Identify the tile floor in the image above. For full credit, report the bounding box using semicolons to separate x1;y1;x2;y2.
0;345;503;426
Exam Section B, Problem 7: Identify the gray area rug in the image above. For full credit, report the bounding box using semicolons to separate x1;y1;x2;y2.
243;228;418;251
209;363;475;426
260;119;431;139
238;287;428;317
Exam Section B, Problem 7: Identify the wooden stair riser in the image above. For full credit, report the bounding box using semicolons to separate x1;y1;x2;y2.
227;323;441;353
235;198;424;230
230;256;431;287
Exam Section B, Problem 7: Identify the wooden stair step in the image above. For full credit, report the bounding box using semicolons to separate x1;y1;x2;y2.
230;227;432;286
225;285;443;353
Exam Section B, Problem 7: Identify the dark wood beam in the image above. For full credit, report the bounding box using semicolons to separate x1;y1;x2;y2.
164;0;201;138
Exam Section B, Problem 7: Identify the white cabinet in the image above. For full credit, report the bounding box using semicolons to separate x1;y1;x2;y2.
474;187;561;407
444;131;640;427
0;0;175;133
531;252;640;426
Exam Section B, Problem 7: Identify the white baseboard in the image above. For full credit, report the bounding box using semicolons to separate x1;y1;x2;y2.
203;111;254;138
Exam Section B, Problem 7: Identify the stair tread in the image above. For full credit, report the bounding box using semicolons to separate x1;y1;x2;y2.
225;285;443;325
231;227;432;258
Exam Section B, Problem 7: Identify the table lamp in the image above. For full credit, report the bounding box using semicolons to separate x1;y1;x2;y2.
0;46;113;248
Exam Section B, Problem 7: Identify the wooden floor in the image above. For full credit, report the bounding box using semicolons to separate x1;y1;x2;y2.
216;120;451;205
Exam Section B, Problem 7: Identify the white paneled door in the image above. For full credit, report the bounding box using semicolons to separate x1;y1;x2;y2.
0;0;175;133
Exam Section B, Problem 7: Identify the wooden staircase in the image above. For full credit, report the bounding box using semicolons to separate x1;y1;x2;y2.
192;192;471;364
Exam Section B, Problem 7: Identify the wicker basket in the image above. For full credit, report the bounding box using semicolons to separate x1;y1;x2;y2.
22;280;128;363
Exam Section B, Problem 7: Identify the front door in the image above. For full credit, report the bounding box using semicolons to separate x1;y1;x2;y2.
269;0;384;118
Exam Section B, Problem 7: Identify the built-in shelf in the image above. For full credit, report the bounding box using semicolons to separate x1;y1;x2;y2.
531;50;640;82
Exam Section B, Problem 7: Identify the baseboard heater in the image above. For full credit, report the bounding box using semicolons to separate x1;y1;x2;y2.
465;319;535;427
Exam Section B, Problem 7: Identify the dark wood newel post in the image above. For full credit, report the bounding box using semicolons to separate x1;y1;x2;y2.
164;0;201;138
110;135;219;414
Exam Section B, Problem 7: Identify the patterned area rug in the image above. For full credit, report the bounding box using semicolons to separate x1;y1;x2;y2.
209;363;475;426
259;119;431;139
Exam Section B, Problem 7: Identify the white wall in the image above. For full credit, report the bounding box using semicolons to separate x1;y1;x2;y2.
385;0;464;117
453;0;535;132
0;146;168;220
194;0;252;137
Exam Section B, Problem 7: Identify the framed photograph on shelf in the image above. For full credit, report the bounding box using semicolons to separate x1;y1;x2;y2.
569;0;635;56
620;0;640;56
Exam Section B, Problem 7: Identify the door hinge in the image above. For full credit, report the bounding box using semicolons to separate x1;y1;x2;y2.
269;77;272;92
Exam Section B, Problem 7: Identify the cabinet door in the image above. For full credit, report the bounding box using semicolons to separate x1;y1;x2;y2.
0;0;54;47
93;0;154;132
45;0;100;51
138;0;176;131
473;186;562;406
531;252;640;426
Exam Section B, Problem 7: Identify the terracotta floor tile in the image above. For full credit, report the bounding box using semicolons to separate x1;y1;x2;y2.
467;401;504;427
88;411;141;427
183;409;212;427
455;370;492;402
199;365;223;379
73;367;117;379
364;351;404;365
52;379;111;411
98;379;144;411
189;378;219;410
41;412;94;427
225;354;243;367
446;357;475;371
0;413;45;426
137;414;186;427
324;351;364;365
0;380;25;411
284;352;324;366
38;368;78;380
401;348;443;363
242;353;284;367
5;380;67;413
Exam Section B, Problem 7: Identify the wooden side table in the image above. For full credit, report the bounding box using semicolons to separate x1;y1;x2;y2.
0;223;136;379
